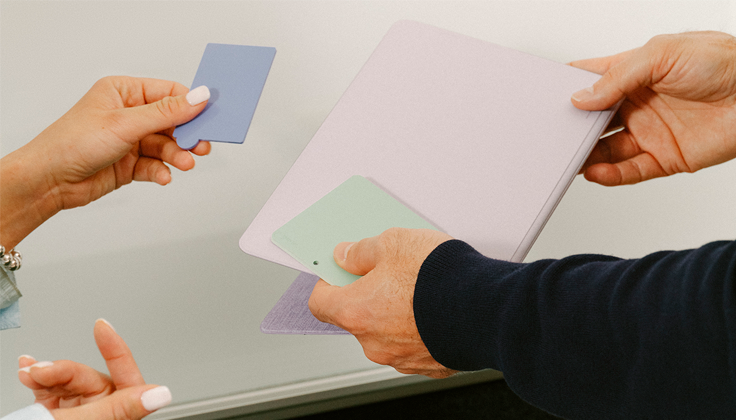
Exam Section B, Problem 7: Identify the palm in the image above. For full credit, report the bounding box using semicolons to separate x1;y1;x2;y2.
589;90;736;185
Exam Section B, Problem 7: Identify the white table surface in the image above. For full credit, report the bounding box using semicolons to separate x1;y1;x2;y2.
2;1;735;417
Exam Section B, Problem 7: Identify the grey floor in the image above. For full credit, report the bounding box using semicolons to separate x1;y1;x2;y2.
293;379;562;420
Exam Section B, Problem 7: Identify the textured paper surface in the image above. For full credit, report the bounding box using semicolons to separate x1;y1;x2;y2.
261;272;348;335
173;43;276;150
241;20;619;271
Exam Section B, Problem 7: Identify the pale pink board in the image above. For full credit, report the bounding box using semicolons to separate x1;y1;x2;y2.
240;20;619;273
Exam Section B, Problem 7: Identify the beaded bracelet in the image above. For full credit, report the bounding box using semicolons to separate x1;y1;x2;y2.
0;246;21;271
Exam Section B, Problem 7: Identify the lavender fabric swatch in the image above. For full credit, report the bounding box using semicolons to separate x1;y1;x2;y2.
261;271;349;335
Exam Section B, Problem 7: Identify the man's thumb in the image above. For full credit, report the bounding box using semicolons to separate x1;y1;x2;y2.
52;385;172;420
122;86;209;142
571;54;650;111
333;236;382;276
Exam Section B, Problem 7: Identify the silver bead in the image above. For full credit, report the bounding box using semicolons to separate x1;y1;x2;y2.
0;247;21;271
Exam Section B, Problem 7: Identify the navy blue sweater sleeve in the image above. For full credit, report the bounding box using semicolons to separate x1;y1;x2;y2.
413;239;736;419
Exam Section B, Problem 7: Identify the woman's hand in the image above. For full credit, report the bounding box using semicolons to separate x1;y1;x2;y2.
570;31;736;186
0;76;210;249
18;319;170;420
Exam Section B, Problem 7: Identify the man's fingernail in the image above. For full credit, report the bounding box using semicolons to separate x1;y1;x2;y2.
572;86;595;102
96;318;116;332
343;243;355;262
141;386;172;411
186;85;210;106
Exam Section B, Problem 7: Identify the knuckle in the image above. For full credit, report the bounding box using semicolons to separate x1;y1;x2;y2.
93;76;132;97
378;227;443;267
173;81;189;93
306;294;319;313
377;227;409;256
645;33;682;54
148;162;162;182
307;298;328;323
94;75;117;88
112;401;131;420
92;76;110;89
381;227;410;243
647;33;671;47
155;96;180;118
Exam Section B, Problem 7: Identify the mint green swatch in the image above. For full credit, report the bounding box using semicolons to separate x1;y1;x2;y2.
272;175;438;287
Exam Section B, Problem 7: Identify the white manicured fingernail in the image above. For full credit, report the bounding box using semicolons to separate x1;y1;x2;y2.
186;86;210;106
32;361;54;368
18;355;35;362
97;318;116;332
141;386;172;411
343;243;354;262
21;361;53;373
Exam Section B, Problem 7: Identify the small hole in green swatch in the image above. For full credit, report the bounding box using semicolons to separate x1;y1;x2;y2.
313;261;319;265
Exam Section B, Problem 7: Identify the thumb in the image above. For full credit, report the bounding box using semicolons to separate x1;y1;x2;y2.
121;85;210;143
571;48;652;110
309;236;384;326
52;385;171;420
333;236;382;276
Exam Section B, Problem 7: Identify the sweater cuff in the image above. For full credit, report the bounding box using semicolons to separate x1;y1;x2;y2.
414;239;521;371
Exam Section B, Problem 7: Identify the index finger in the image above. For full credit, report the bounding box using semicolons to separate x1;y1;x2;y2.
308;279;346;327
94;319;145;389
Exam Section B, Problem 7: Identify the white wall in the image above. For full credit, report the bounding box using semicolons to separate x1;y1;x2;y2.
3;1;734;265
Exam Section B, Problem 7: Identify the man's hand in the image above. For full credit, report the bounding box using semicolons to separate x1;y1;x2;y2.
570;31;736;186
309;228;457;378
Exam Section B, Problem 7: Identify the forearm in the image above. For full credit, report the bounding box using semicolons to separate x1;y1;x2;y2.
0;144;61;249
414;240;736;419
